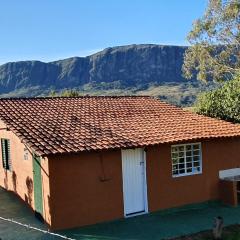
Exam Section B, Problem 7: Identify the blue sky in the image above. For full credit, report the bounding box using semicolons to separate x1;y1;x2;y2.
0;0;207;65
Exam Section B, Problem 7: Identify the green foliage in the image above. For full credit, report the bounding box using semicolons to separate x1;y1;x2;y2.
195;75;240;122
183;0;240;82
48;89;82;97
48;90;57;97
60;89;82;97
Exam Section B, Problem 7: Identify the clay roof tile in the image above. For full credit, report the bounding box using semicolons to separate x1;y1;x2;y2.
0;96;240;156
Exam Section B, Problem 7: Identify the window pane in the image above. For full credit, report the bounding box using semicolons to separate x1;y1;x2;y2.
179;152;184;158
173;164;178;169
179;169;185;174
172;158;178;165
172;147;178;152
193;161;200;167
186;151;192;156
186;145;192;151
172;152;178;158
193;145;199;150
187;162;192;168
187;168;192;173
178;146;184;151
178;157;184;163
193;167;200;172
193;156;200;162
173;169;178;175
193;150;200;156
186;156;192;163
179;163;185;169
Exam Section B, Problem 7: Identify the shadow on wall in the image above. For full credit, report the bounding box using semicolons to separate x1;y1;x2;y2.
25;176;33;207
12;171;17;192
4;170;8;189
48;195;51;221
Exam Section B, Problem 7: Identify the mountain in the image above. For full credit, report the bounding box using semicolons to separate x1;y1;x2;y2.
0;44;215;106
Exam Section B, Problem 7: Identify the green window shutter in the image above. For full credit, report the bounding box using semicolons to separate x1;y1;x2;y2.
6;139;11;170
1;139;11;170
1;139;6;169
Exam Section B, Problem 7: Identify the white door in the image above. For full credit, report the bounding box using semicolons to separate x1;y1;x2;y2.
121;148;148;216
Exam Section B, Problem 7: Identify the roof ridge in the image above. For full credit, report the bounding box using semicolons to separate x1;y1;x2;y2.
0;95;153;100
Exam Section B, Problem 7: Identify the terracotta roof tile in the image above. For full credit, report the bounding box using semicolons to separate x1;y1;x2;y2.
0;96;240;156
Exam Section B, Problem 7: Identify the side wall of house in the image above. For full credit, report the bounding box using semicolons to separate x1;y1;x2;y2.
48;137;240;230
0;121;52;226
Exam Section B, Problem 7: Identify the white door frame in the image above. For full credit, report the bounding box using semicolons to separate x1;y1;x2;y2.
121;148;148;217
143;150;148;215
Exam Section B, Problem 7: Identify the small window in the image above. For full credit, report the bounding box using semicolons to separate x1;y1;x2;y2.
1;139;11;170
171;143;202;177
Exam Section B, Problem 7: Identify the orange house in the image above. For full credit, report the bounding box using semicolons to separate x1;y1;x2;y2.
1;96;240;230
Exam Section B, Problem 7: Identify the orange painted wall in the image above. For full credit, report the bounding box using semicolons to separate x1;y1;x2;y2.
48;150;124;230
0;120;52;226
48;138;240;230
147;139;240;211
219;180;238;206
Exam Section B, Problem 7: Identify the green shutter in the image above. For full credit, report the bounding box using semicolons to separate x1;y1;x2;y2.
1;139;11;171
6;139;11;170
1;139;6;169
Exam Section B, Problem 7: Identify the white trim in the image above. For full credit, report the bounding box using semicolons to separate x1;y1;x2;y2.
171;142;202;178
171;142;202;147
172;171;202;178
125;211;147;218
143;150;148;214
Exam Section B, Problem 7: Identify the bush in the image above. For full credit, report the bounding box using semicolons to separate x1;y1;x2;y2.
48;89;82;97
195;76;240;123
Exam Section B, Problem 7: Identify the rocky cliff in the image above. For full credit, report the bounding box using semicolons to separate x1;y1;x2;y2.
0;44;190;94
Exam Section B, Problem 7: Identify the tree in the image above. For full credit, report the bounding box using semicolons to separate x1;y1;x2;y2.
60;89;82;97
195;75;240;123
183;0;240;82
49;90;57;97
48;89;82;97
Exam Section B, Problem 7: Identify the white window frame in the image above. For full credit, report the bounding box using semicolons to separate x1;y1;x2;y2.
171;142;202;178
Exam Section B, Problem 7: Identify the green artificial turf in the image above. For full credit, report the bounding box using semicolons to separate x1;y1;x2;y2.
1;187;240;240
